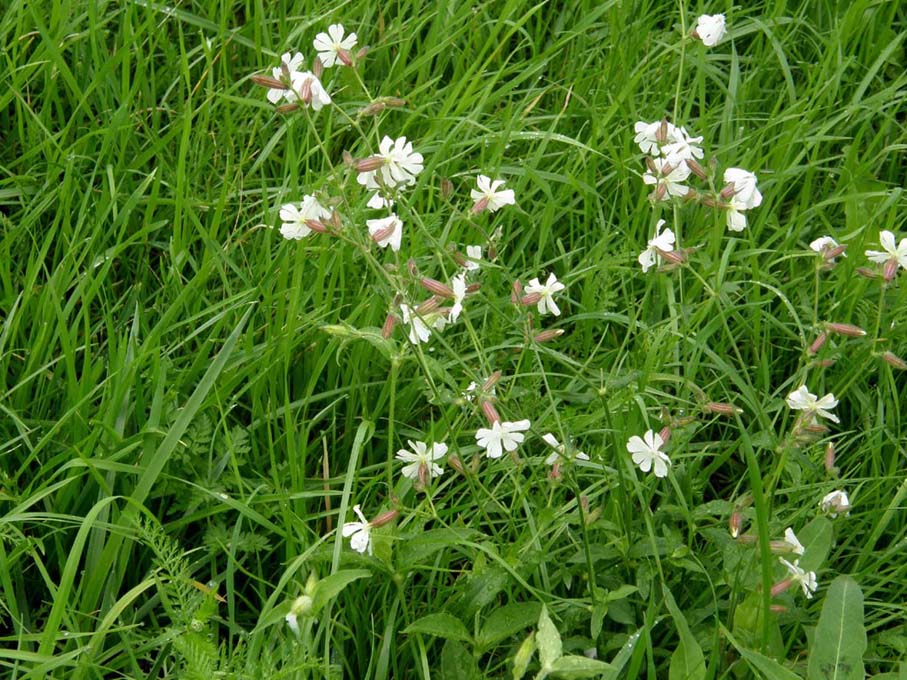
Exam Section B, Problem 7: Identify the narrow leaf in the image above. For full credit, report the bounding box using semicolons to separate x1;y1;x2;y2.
537;605;563;670
313;569;372;613
663;588;707;680
550;654;615;678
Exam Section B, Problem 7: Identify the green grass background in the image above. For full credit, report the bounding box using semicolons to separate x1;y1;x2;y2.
1;0;906;677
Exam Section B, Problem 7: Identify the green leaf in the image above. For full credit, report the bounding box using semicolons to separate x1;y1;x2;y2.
537;605;563;670
513;632;537;680
477;602;542;650
397;528;480;570
797;517;833;572
601;625;644;680
550;655;615;678
440;640;480;680
404;612;472;643
721;623;802;679
663;588;706;680
313;570;372;613
807;575;866;680
732;592;785;659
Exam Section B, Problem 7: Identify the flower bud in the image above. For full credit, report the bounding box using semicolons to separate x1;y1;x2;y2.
884;258;899;282
448;454;464;475
882;351;907;370
297;77;313;104
657;248;687;265
769;604;788;614
337;48;353;67
385;97;406;108
313;57;324;79
356;46;370;60
700;196;718;208
304;219;330;234
358;101;386;117
371;223;397;244
735;534;757;545
685;158;708;180
645;157;659;174
251;74;286;89
520;292;542;306
275;103;300;114
548;460;562;481
802;423;829;435
356;156;385;173
482;400;500;425
856;267;878;279
439;177;453;198
407;259;418;277
659;426;671;444
342;150;354;167
719;182;737;199
511;280;522;303
729;511;743;538
381;313;396;339
416;297;440;315
657;118;669;143
417;462;430;490
653;183;667;202
770;578;793;598
682;188;699;203
825;322;866;337
471;196;490;214
420;278;454;298
533;329;565;343
370;509;399;528
466;283;481;293
814;358;836;368
808;332;828;355
704;401;741;416
482;371;502;391
824;244;847;261
824;442;836;474
331;210;342;229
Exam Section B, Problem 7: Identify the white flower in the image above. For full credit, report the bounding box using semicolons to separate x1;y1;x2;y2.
464;245;482;271
662;126;704;164
695;14;727;47
643;157;691;198
633;120;676;156
285;595;313;636
524;273;566;316
626;430;671;478
367;192;394;210
286;71;332;110
278;195;332;239
400;304;432;345
449;274;467;322
313;24;357;68
542;433;589;465
779;557;818;599
357;136;424;190
786;386;840;424
865;230;907;271
476;420;531;459
341;504;372;555
367;213;404;251
395;440;446;480
470;175;516;212
819;490;851;518
267;52;305;103
810;236;845;259
725;197;748;232
638;219;676;272
783;527;805;556
723;168;762;209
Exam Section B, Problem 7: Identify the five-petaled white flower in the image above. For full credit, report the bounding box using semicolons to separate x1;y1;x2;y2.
662;126;704;164
695;14;727;47
633;120;675;156
367;213;404;251
627;430;671;478
471;175;516;213
724;168;762;209
542;433;589;465
524;273;566;316
278;195;332;239
464;245;482;271
313;24;357;68
267;52;305;103
395;440;447;481
476;420;531;459
638;219;676;272
358;136;424;190
725;197;748;232
786;386;840;424
400;303;432;345
820;490;851;518
449;274;467;322
341;504;372;555
643;158;691;199
286;71;332;110
810;236;845;260
783;527;805;556
865;230;907;272
779;557;818;599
